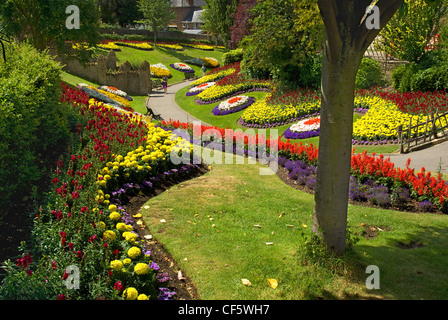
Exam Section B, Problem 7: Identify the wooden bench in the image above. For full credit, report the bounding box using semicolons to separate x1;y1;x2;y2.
145;97;163;121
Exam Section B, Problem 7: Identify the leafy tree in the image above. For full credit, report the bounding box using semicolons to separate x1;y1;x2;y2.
229;0;257;49
379;0;447;63
137;0;176;45
202;0;239;47
313;0;403;253
0;0;101;54
241;0;323;83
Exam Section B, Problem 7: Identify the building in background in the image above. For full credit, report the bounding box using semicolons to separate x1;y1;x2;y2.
170;0;205;32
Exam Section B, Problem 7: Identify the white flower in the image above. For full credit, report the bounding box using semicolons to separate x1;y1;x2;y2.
172;62;193;71
289;117;321;133
189;82;216;93
100;86;128;98
217;96;249;110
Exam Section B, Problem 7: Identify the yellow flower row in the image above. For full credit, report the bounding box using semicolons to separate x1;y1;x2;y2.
197;81;271;102
84;85;132;109
97;42;121;51
201;57;220;68
190;68;236;87
116;42;153;50
150;66;171;78
241;95;321;125
181;43;214;51
353;96;448;140
158;43;183;50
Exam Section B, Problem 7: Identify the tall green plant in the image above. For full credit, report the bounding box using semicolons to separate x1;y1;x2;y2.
136;0;175;45
379;0;447;63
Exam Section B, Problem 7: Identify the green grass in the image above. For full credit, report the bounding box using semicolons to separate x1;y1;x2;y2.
141;149;448;300
106;46;227;85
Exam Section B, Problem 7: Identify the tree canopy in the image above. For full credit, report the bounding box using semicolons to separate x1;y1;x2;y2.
202;0;239;46
137;0;176;44
0;0;101;54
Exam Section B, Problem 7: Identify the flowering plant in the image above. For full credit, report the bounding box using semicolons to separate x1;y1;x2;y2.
283;117;320;139
170;62;194;73
150;63;171;78
212;96;255;116
187;82;216;96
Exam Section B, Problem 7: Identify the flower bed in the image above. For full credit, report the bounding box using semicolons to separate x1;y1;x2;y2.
170;62;194;73
186;82;216;96
78;84;133;110
196;83;271;104
115;41;153;51
160;119;448;214
97;42;121;51
282;117;320;139
158;43;184;51
180;43;214;51
212;96;255;116
150;63;172;78
99;86;133;101
189;65;237;87
0;84;204;300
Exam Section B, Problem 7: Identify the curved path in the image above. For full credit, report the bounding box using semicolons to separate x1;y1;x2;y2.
148;80;448;175
148;80;211;126
382;140;448;174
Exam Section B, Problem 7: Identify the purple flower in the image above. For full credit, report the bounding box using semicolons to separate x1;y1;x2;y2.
150;261;160;271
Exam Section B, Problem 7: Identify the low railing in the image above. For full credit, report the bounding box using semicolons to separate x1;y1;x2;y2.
397;109;448;153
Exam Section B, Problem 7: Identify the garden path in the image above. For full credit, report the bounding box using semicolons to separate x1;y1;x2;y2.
384;140;448;174
148;79;211;126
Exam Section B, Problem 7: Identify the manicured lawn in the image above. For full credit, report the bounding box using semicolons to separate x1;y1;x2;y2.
141;149;448;300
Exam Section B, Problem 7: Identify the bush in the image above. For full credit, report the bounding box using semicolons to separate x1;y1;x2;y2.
223;48;244;65
0;42;79;212
297;54;322;89
355;58;385;89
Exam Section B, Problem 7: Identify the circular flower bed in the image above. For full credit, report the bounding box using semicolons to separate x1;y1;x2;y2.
186;82;216;96
212;95;255;116
283;117;320;139
170;62;194;73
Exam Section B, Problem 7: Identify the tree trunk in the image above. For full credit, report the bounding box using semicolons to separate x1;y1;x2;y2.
312;39;363;253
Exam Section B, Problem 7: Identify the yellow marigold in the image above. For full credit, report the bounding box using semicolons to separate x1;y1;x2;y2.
110;259;123;271
137;294;149;300
125;232;138;244
122;258;131;265
134;262;150;275
122;287;138;300
98;221;106;230
127;246;141;259
109;211;121;221
116;222;127;232
103;230;116;241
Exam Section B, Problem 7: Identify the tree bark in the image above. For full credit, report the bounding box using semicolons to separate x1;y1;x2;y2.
312;38;362;253
313;0;403;253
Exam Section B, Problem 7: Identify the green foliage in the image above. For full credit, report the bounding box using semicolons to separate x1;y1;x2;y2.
0;0;101;55
136;0;176;44
241;0;323;84
202;0;239;46
379;0;447;63
98;0;143;27
355;58;385;90
222;48;244;65
0;42;79;212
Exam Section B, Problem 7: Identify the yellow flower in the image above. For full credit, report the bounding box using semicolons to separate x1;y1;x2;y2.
134;262;150;275
125;232;138;244
122;287;138;300
116;222;127;232
109;211;121;221
122;258;131;265
98;221;106;230
103;230;116;241
137;294;149;300
110;259;123;271
127;246;141;259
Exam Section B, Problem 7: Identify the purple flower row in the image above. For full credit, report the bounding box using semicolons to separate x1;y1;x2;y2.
186;90;202;96
282;128;320;140
352;139;399;145
211;97;256;116
238;112;321;129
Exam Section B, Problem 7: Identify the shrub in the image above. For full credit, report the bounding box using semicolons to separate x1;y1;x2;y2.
223;48;244;65
0;42;78;211
355;58;384;89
